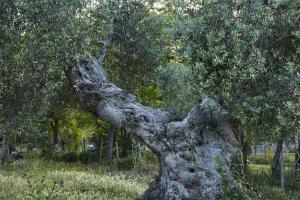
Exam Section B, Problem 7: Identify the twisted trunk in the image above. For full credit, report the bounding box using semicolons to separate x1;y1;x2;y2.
66;57;241;199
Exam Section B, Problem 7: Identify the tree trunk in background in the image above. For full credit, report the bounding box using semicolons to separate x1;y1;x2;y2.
136;142;142;161
9;144;15;154
66;49;241;199
106;125;116;160
280;152;284;190
0;136;9;163
61;139;65;151
122;129;131;157
83;138;86;152
272;138;284;176
8;135;16;154
115;141;119;158
99;138;103;159
242;146;248;169
240;128;248;169
50;117;59;147
298;134;300;153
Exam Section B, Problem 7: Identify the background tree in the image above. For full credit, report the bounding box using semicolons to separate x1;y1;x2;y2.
157;0;300;172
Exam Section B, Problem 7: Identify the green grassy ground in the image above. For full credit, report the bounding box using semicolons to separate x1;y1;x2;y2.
0;159;157;200
0;155;299;200
247;153;300;200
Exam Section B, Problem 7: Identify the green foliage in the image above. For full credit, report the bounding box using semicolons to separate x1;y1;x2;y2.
157;63;194;117
158;0;300;142
104;0;169;93
0;0;109;149
216;153;256;200
223;181;253;200
135;85;161;108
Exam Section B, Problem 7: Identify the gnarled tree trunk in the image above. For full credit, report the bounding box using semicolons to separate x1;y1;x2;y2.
66;58;240;199
65;37;241;199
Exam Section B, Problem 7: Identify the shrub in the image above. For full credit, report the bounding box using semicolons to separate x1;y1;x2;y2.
114;156;135;170
58;152;79;163
78;151;100;164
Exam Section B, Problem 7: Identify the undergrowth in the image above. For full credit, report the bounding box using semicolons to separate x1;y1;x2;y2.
0;159;157;200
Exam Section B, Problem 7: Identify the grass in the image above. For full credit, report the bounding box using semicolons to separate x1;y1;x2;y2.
0;159;157;200
248;153;295;167
246;153;300;200
0;154;299;200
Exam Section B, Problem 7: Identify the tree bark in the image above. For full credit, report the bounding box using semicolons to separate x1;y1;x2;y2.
65;54;241;199
136;142;142;161
0;136;9;163
106;125;116;160
272;138;284;176
83;138;86;152
298;133;300;153
50;117;59;147
280;151;284;190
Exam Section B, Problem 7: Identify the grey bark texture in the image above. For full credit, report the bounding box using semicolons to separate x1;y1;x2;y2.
0;136;9;163
107;125;116;159
66;56;241;199
280;152;284;190
272;138;284;176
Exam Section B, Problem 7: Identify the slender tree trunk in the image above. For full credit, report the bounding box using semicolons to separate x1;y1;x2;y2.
61;139;65;151
272;138;284;176
9;143;15;154
50;117;59;148
66;45;241;199
83;138;86;152
298;134;300;153
115;141;119;158
136;142;142;161
99;138;103;160
0;136;9;164
240;127;248;169
242;146;248;169
280;152;284;190
106;125;116;160
122;129;131;157
8;135;16;154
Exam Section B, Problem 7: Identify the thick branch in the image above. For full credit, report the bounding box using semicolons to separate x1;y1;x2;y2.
67;57;239;151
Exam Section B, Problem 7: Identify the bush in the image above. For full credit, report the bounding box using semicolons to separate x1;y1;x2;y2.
223;181;254;200
79;151;99;164
57;152;79;163
114;156;135;170
55;151;101;163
